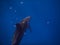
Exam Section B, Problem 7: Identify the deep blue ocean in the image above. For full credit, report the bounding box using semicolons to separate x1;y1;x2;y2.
0;0;60;45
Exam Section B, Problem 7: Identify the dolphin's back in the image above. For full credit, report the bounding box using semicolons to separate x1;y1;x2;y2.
12;23;24;45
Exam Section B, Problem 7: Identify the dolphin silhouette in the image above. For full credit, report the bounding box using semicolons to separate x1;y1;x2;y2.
12;16;32;45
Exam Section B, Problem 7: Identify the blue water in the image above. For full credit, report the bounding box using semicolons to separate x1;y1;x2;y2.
0;0;60;45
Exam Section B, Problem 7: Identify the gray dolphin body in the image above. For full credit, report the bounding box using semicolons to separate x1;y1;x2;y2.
12;16;31;45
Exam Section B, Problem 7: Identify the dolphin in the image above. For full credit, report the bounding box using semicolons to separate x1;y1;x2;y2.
12;16;32;45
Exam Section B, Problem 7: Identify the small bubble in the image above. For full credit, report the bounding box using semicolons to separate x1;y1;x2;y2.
20;1;24;4
9;6;12;9
13;25;16;27
14;10;16;13
47;21;50;24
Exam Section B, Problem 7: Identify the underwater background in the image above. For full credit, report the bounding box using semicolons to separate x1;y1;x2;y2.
0;0;60;45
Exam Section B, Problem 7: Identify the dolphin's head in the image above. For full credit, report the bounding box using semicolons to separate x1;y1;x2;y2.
24;16;31;22
20;16;31;24
25;16;31;21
